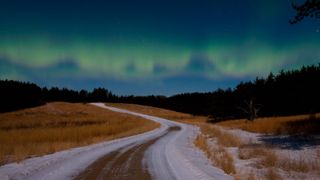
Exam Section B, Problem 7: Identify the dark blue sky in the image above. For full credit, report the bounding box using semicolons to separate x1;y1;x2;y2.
0;0;319;95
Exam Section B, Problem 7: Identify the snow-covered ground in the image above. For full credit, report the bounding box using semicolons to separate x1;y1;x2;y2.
0;103;232;180
207;126;320;179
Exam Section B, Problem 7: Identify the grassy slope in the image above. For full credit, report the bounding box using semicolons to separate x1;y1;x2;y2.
105;103;207;123
107;103;320;179
107;103;238;173
217;114;320;135
0;102;159;165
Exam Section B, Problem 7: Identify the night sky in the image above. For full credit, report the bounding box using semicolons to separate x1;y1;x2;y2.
1;0;319;95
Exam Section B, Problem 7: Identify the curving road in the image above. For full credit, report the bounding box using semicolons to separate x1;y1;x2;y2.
0;103;232;180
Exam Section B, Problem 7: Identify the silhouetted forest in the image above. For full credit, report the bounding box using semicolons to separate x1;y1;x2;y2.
0;80;43;112
1;64;320;121
0;81;116;113
127;64;320;120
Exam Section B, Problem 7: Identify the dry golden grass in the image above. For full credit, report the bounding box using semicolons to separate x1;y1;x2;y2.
239;145;320;173
278;154;319;173
0;102;159;165
194;134;208;154
193;123;241;175
218;113;320;135
265;168;283;180
200;119;319;176
106;103;208;123
239;146;278;168
234;173;256;180
194;134;235;174
220;113;320;175
106;103;320;177
238;146;284;179
235;168;282;180
108;103;239;174
198;123;243;147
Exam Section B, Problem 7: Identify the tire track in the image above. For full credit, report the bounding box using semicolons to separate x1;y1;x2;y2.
74;127;180;180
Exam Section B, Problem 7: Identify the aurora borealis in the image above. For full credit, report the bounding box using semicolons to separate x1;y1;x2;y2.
1;0;319;95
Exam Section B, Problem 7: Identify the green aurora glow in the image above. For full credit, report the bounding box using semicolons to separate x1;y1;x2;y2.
0;0;319;95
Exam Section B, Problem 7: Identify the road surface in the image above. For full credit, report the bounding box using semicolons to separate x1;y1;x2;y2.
0;103;232;180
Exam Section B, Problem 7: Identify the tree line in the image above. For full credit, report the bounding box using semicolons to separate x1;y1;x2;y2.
0;81;116;112
115;64;320;120
1;64;320;121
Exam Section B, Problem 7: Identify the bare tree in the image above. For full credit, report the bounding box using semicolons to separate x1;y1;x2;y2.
238;99;262;121
290;0;320;24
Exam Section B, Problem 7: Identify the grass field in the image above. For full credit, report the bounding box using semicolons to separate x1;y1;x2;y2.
0;102;159;165
105;103;207;123
217;113;320;135
107;103;238;173
107;103;320;179
107;103;319;135
194;133;235;174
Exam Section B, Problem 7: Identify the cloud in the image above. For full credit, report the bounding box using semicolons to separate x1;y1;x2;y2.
184;55;218;76
0;56;82;80
0;57;27;80
153;63;170;76
48;59;80;74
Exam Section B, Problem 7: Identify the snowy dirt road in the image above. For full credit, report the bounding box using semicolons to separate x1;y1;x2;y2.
0;103;232;180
